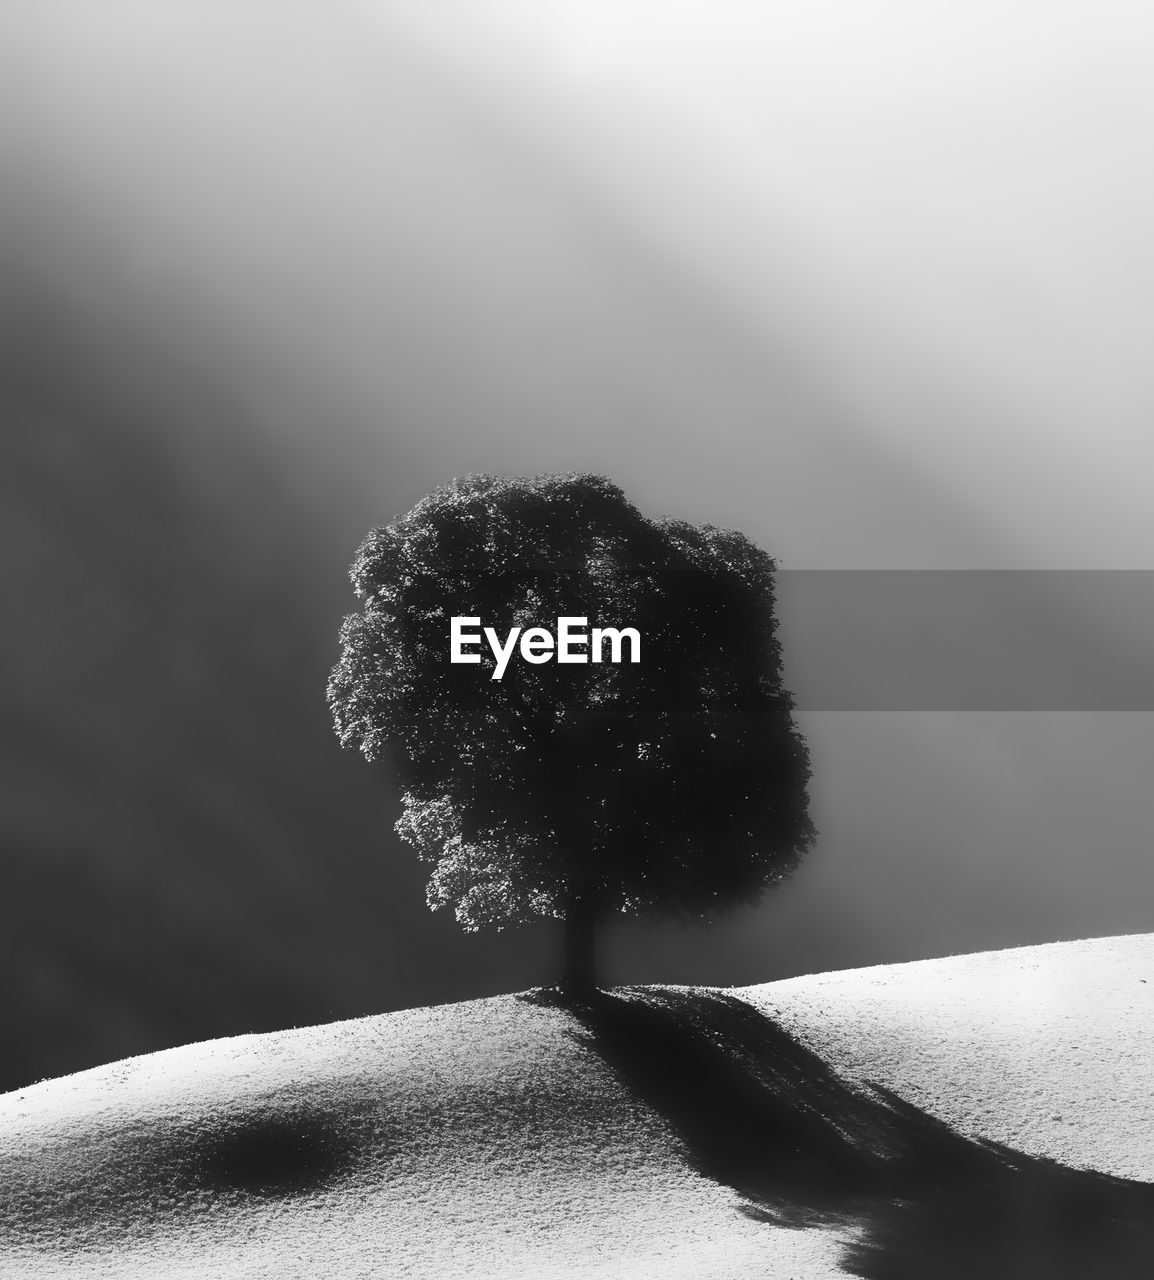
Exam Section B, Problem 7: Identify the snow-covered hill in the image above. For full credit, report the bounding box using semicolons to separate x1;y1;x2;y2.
3;935;1152;1279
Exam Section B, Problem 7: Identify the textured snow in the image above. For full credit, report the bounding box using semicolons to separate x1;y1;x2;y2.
740;932;1154;1182
2;934;1151;1278
0;995;842;1278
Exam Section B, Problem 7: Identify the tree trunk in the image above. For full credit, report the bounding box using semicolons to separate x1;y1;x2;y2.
561;892;597;998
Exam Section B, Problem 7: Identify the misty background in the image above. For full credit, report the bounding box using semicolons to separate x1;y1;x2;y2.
5;0;1154;1091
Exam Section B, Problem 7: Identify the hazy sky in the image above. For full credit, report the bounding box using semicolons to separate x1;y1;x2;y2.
8;0;1154;1084
17;0;1154;564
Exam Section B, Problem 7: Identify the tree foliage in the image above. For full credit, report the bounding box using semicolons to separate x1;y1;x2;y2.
328;472;814;945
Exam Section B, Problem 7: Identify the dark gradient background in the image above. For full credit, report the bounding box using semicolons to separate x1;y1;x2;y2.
5;0;1154;1090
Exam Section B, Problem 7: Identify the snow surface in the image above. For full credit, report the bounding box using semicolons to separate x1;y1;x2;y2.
2;934;1151;1278
740;932;1154;1182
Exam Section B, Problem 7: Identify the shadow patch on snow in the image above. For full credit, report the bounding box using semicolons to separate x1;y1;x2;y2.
189;1109;355;1197
0;1099;367;1247
524;987;1154;1279
834;1090;1154;1280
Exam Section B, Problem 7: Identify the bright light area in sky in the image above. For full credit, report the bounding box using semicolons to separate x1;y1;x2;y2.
376;0;1154;565
16;0;1154;564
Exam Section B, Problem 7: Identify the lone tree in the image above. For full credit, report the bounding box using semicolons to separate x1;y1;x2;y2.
328;473;814;996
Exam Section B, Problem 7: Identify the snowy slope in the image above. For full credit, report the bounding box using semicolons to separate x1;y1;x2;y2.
0;996;841;1279
741;932;1154;1182
2;935;1152;1279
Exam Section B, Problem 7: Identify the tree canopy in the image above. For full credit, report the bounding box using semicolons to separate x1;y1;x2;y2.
328;472;815;990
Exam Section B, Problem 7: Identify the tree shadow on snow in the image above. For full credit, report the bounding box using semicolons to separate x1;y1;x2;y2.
522;987;1154;1279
